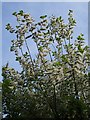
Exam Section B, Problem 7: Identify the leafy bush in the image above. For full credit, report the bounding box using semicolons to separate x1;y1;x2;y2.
2;10;90;119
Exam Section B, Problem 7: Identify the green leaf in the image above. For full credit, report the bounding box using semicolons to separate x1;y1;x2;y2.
80;33;84;36
38;46;43;51
22;20;25;22
59;16;62;20
10;46;15;51
40;15;47;19
77;34;84;40
53;61;61;66
12;12;17;16
16;57;21;61
52;51;57;56
61;55;69;63
43;19;48;23
73;20;76;24
78;45;84;53
20;10;23;13
40;28;46;31
16;26;20;29
18;10;24;16
6;23;11;30
69;10;73;13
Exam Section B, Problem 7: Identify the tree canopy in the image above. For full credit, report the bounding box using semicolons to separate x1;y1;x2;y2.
2;10;90;120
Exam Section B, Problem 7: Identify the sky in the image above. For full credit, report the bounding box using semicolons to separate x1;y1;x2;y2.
2;2;88;79
0;2;2;81
0;0;89;2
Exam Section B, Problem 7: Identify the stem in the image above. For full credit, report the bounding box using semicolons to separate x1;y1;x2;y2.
16;34;24;56
72;69;78;97
68;25;71;46
64;38;69;54
35;41;60;118
25;34;32;39
49;51;53;62
81;86;86;103
20;47;24;56
53;85;59;119
24;37;34;71
51;43;57;52
39;83;59;119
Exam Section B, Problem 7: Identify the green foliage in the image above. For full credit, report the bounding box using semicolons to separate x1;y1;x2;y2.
2;10;90;119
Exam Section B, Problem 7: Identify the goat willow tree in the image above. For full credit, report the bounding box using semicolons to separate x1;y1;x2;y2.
2;10;90;119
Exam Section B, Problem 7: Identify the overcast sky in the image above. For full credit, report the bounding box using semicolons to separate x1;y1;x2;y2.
2;2;88;78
